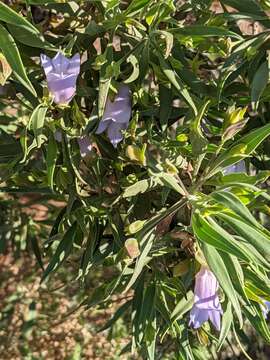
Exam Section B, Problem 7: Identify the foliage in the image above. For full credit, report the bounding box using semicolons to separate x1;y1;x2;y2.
1;0;270;358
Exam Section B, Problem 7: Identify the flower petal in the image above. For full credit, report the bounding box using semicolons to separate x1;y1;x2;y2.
261;300;270;318
41;53;80;105
54;130;62;142
107;122;126;147
67;53;81;76
96;119;111;134
40;54;53;76
46;73;78;104
77;135;92;157
224;160;246;174
189;306;209;329
208;310;222;331
194;267;221;310
102;84;131;124
51;52;70;74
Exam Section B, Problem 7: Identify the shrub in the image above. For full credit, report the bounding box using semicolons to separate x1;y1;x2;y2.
1;0;270;358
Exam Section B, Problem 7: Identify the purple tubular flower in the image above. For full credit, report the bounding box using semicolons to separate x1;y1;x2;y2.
54;130;62;143
77;135;92;158
96;84;131;147
261;300;270;318
189;267;223;331
224;160;246;175
40;52;80;105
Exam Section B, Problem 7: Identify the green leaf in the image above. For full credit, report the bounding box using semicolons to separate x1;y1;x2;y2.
139;198;188;237
208;123;270;177
251;61;269;111
0;24;36;96
41;222;78;282
220;0;267;18
0;2;39;33
221;252;248;303
192;212;251;262
157;52;198;115
190;100;210;156
244;268;270;300
140;283;156;337
124;230;155;293
206;170;270;187
46;133;58;189
125;0;151;16
7;24;53;49
211;190;261;229
30;104;48;148
1;3;54;48
97;45;113;119
201;242;243;326
123;178;158;198
156;30;174;59
0;53;12;85
243;304;270;343
217;301;233;351
171;290;194;322
132;274;145;345
170;25;243;40
157;172;186;196
218;213;270;260
124;54;140;84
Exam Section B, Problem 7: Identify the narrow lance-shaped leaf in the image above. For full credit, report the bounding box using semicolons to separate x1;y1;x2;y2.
200;242;243;327
251;61;269;111
190;99;210;156
123;177;158;198
243;304;270;343
124;230;155;293
192;212;252;263
169;25;243;40
211;190;262;229
125;0;151;16
217;301;233;351
157;52;197;116
171;290;194;322
207;123;270;178
0;2;52;49
124;54;140;83
218;213;270;260
30;104;48;148
41;222;78;282
156;172;186;196
98;46;113;119
46;134;58;189
0;2;40;33
0;24;36;96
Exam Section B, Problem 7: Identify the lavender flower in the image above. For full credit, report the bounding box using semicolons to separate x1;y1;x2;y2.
40;52;80;105
189;267;223;331
96;84;131;147
224;160;246;175
77;135;92;158
261;300;270;318
54;130;62;143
